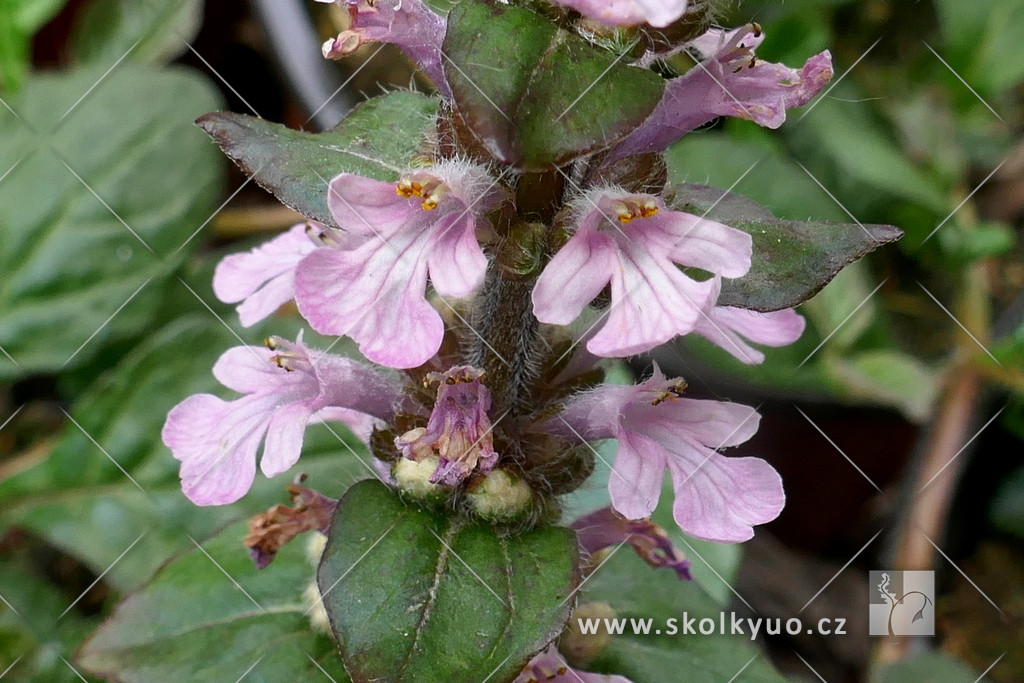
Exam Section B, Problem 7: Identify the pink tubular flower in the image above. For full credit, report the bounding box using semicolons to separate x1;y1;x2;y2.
396;366;498;486
572;506;691;580
554;0;688;28
212;223;318;327
316;0;449;97
516;646;632;683
693;278;807;364
294;161;502;369
532;190;752;357
162;334;403;505
605;25;833;163
546;367;784;543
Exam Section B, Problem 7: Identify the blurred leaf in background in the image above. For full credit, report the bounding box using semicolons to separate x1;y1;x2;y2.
70;0;204;66
0;0;69;90
0;65;222;379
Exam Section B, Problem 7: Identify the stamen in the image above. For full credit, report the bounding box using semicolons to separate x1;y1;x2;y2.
396;172;449;211
614;197;660;224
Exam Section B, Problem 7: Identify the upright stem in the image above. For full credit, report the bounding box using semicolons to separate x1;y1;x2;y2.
469;269;541;417
466;170;565;415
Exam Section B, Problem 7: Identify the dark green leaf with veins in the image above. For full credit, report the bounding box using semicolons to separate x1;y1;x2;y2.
78;519;349;682
318;480;580;683
198;91;439;227
443;0;664;169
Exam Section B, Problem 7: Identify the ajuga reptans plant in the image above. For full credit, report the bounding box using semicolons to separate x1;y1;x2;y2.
163;1;901;680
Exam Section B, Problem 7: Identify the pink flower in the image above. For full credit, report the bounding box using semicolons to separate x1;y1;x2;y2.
396;366;498;486
692;278;807;364
317;0;449;96
212;223;319;327
294;161;502;369
572;506;691;580
162;334;403;505
516;646;632;683
553;0;688;28
546;367;784;543
606;25;833;163
532;190;752;357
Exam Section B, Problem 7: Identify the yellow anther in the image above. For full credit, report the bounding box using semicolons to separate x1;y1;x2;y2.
397;173;448;211
614;198;659;224
264;337;277;350
395;179;420;198
640;201;659;218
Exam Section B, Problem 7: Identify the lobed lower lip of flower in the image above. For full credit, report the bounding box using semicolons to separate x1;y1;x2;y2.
611;196;659;224
396;172;449;211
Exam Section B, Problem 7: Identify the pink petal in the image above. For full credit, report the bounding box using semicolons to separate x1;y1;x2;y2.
695;305;806;364
327;174;421;239
637;397;761;449
314;406;380;443
261;402;315;477
606;26;833;163
553;0;689;28
427;212;487;298
668;453;784;543
294;236;443;369
608;430;667;519
587;249;716;356
713;306;806;345
329;0;449;97
516;646;634;683
211;345;278;394
213;223;316;327
663;215;752;278
532;228;616;326
162;393;272;505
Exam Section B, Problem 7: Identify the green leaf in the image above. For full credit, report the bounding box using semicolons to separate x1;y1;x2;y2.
0;65;223;378
584;550;785;682
198;92;440;227
0;0;68;91
794;94;949;214
668;184;902;311
823;349;941;422
443;0;663;169
801;261;879;352
318;480;580;683
664;129;849;223
71;0;204;66
0;315;371;590
0;551;99;682
934;0;1024;95
870;652;978;683
77;519;349;682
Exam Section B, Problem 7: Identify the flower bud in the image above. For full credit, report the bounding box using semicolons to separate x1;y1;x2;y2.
392;454;447;501
558;602;618;668
466;469;533;521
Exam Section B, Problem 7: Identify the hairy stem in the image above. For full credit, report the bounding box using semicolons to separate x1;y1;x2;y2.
469;268;541;417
